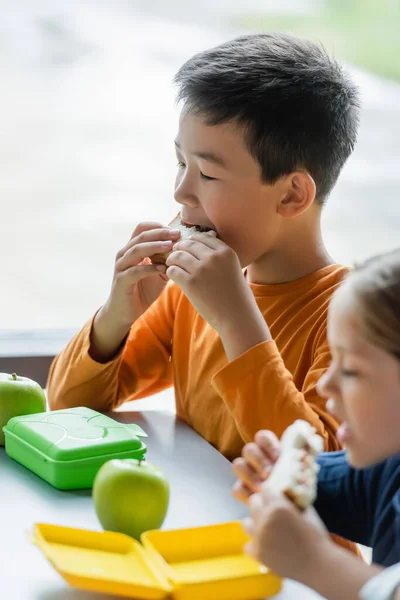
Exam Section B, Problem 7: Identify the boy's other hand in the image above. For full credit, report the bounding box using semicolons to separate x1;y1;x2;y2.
90;222;180;362
165;233;260;333
232;430;281;503
243;485;330;583
102;222;181;328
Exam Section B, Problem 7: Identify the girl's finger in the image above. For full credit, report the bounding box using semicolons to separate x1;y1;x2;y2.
242;517;256;539
232;480;253;504
242;442;273;479
254;430;281;463
232;457;263;493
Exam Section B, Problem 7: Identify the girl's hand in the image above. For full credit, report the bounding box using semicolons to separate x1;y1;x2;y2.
243;484;330;583
232;430;281;503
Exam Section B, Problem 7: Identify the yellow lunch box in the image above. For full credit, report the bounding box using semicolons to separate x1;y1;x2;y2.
33;520;282;599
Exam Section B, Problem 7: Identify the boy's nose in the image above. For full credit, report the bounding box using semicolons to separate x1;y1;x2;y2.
174;169;199;208
174;187;198;208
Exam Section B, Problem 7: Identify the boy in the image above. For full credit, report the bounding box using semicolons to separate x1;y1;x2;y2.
48;33;359;462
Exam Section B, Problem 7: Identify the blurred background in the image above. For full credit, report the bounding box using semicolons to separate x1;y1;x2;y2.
1;0;400;331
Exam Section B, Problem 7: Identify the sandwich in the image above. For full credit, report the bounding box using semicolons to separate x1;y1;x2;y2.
151;213;217;265
265;420;323;511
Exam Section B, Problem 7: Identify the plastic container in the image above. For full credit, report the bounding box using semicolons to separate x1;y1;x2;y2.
3;407;147;489
33;521;282;599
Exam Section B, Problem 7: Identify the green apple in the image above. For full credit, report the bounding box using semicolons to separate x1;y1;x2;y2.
93;459;170;540
0;373;46;446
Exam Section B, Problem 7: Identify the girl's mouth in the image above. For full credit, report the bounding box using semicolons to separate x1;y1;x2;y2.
336;421;353;446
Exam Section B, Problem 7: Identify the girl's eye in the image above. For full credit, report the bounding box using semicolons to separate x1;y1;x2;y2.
200;172;216;181
341;369;358;377
177;161;185;168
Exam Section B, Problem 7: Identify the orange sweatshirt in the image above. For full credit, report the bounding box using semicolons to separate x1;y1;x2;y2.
48;263;362;558
48;264;347;460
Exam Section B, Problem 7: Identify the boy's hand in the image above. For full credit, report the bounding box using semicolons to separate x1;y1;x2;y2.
90;222;180;361
166;234;270;358
104;222;181;325
232;431;281;503
243;485;330;583
166;233;247;328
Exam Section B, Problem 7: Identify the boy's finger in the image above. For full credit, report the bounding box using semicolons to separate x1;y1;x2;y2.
232;480;253;504
165;264;191;285
166;249;200;273
188;231;222;251
232;457;263;493
130;222;165;240
254;430;281;462
117;241;174;271
172;237;213;260
130;227;181;246
242;442;273;478
122;264;167;283
117;228;181;261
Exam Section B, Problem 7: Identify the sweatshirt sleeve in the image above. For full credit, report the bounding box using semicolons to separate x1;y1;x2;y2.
47;284;180;412
314;451;375;545
211;329;340;450
316;452;400;561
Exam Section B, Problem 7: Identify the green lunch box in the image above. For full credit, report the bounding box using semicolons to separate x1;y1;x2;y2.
2;407;147;490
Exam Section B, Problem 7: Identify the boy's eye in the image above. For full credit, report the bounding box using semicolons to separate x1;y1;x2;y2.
200;172;216;181
176;161;216;181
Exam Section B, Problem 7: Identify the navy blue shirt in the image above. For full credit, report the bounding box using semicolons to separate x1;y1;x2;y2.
315;451;400;567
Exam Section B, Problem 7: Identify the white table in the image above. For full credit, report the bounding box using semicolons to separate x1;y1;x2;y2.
0;409;325;599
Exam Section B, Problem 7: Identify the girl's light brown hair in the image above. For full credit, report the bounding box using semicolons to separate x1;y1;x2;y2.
348;249;400;360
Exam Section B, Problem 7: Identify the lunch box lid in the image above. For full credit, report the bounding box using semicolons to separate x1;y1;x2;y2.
32;521;282;599
3;407;147;462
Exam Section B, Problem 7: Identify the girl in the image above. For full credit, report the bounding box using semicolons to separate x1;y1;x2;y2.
233;249;400;600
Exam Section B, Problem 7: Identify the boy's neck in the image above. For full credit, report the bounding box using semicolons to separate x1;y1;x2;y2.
246;212;335;286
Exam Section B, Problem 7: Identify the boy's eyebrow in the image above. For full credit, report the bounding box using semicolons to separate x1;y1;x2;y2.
174;140;226;168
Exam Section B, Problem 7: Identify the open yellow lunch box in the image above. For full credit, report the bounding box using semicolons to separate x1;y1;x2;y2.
33;521;282;599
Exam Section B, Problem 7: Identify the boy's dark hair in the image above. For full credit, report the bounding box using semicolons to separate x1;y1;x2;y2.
174;33;360;204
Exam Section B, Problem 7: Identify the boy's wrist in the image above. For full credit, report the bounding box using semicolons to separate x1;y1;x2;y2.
216;303;272;362
97;302;132;334
90;305;132;363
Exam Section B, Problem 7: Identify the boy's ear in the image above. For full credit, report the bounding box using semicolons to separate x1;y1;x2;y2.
277;171;316;218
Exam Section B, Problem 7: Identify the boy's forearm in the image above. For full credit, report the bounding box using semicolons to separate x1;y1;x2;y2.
301;544;381;600
47;317;125;412
90;305;133;363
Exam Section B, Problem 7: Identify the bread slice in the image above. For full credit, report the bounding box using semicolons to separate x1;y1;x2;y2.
151;214;216;265
265;420;323;511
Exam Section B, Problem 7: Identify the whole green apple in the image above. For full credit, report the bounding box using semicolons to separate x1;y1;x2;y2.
0;373;46;446
93;459;170;540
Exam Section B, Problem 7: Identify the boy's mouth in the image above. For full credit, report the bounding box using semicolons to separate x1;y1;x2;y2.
181;220;216;234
